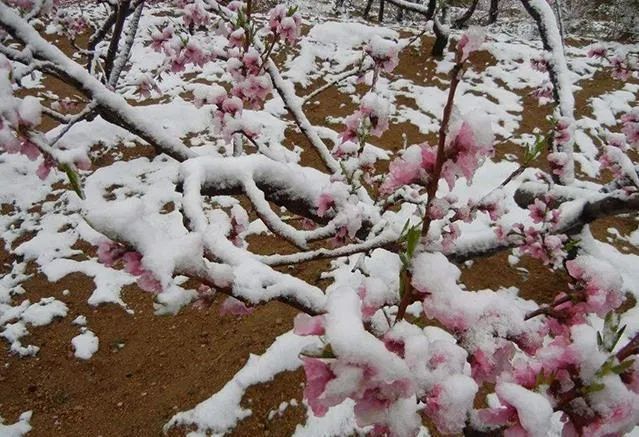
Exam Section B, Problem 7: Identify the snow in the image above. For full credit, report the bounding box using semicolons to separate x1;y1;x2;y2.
0;411;32;437
1;1;639;435
20;298;68;326
166;331;321;435
71;328;99;360
496;382;553;437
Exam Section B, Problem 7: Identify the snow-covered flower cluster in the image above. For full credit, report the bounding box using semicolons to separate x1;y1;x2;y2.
365;35;400;73
341;92;391;144
96;240;162;293
268;4;302;45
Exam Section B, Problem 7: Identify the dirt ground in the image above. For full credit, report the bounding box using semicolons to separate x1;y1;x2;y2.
1;13;639;437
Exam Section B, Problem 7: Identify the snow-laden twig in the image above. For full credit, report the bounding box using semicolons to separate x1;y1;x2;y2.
108;0;145;87
385;0;436;18
243;179;337;249
0;2;196;161
519;0;576;184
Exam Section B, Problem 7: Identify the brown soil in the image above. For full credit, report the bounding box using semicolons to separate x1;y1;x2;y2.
2;11;638;437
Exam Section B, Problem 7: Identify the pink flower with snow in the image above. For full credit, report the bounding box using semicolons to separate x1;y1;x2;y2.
96;240;126;267
427;197;452;220
35;155;55;180
457;26;485;62
365;35;400;73
182;1;209;28
137;271;162;294
565;255;624;316
441;117;494;190
587;45;607;59
528;198;547;223
134;73;161;99
531;81;553;104
548;151;569;177
553;117;572;147
611;56;631;81
219;296;253;317
621;109;639;148
228;28;245;48
293;313;326;336
122;251;144;275
441;222;461;252
19;140;40;161
183;40;209;67
379;157;421;195
268;5;302;45
150;25;173;53
316;192;335;217
530;55;548;72
301;357;335;416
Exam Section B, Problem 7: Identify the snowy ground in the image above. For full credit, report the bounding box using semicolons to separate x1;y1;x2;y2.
1;1;639;435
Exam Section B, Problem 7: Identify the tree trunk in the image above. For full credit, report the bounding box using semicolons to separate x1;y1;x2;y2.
453;0;479;29
378;0;385;22
432;18;449;57
488;0;499;24
364;0;374;18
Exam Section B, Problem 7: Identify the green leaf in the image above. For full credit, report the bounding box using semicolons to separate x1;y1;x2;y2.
612;358;634;375
61;163;84;199
584;382;605;394
611;324;627;351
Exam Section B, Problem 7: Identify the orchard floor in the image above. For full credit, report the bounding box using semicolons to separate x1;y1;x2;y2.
2;14;639;437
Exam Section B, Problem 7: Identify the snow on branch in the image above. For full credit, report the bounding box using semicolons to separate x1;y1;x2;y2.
519;0;576;184
0;3;196;162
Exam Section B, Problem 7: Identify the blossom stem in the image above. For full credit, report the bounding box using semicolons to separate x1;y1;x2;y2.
396;57;465;322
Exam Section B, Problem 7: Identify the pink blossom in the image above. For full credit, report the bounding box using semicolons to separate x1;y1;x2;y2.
301;357;335;416
457;26;485;62
137;271;162;294
530;55;548;72
479;199;505;221
379;157;421;195
427;197;451;220
621;109;639;148
553;117;572;146
134;73;160;99
228;28;245;48
494;224;507;241
35;155;55;180
587;45;607;59
183;40;208;67
441;222;461;252
294;313;326;336
122;251;144;275
565;255;624;316
19;140;40;161
96;240;126;267
182;1;209;28
242;48;261;75
528;198;547;223
268;5;302;45
316;192;335;217
221;96;243;116
192;284;216;310
219;296;253;317
470;343;514;384
531;81;553;104
353;388;390;428
365;35;400;73
150;25;173;52
70;155;90;172
548;151;569;177
442;118;494;189
611;56;630;81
